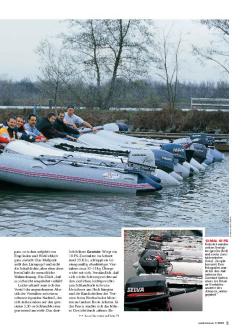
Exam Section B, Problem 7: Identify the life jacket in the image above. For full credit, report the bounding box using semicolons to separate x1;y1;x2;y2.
0;127;10;143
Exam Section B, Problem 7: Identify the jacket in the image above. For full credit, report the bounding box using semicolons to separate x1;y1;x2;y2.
54;119;80;135
17;126;35;142
0;127;10;143
37;117;68;139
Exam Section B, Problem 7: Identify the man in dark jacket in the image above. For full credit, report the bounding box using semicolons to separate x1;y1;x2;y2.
37;113;77;140
54;111;80;138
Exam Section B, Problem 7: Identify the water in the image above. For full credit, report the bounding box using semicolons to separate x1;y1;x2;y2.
124;230;203;311
0;154;229;237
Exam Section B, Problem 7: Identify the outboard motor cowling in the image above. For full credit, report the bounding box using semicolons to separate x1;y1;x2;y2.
128;150;156;172
191;133;215;147
161;143;187;164
125;275;169;311
149;234;163;242
152;149;176;173
139;249;168;274
117;122;129;132
192;143;207;164
145;240;162;250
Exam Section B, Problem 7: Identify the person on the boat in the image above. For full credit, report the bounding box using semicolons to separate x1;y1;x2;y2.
24;114;46;142
16;115;34;141
0;116;18;144
54;111;80;138
6;116;18;140
64;105;96;132
37;112;77;141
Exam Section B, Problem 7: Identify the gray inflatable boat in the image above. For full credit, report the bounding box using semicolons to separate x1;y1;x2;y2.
0;149;162;194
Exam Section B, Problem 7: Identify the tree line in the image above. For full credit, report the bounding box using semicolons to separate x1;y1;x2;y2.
0;78;228;108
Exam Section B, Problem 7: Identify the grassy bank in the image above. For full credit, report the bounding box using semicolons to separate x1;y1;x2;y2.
0;108;229;133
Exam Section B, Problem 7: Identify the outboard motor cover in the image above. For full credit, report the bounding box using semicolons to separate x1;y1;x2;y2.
145;240;161;250
149;234;163;242
125;275;168;310
117;122;129;132
139;249;168;274
128;149;155;171
191;133;215;147
152;149;176;173
192;143;208;164
161;143;187;164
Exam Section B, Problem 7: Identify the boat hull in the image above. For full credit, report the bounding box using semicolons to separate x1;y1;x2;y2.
0;154;158;194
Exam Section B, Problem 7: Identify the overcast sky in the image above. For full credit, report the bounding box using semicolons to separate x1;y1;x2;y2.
0;19;228;83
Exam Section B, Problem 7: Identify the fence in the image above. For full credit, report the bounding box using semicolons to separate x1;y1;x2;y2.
190;98;229;112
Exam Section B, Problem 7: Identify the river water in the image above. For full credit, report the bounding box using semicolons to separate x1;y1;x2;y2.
124;230;203;311
0;154;228;237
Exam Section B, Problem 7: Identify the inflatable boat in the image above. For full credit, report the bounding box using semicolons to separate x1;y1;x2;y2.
0;143;162;194
78;130;205;177
4;141;180;187
44;139;183;184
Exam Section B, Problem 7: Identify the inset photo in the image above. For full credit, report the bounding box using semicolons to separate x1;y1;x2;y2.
124;228;203;311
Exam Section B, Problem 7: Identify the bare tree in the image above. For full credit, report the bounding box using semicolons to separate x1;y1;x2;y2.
193;19;229;74
157;31;182;128
62;20;107;108
62;19;154;108
36;39;85;109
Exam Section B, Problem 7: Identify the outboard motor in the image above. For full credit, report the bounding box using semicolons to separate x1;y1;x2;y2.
161;143;187;164
124;275;201;311
151;149;176;173
191;133;215;147
183;145;195;163
145;240;161;250
149;234;163;242
125;275;169;311
161;143;198;178
127;150;162;192
192;143;208;164
172;138;195;162
127;149;156;173
139;249;168;274
152;150;184;182
191;134;224;162
117;122;129;132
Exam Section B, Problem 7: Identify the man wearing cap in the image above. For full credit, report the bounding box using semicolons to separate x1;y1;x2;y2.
64;106;96;132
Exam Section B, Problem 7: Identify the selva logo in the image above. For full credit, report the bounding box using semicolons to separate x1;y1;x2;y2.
127;287;144;292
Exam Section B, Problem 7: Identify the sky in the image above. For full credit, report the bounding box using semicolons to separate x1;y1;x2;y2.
0;19;229;83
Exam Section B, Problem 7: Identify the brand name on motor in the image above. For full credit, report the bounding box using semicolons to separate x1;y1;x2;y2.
127;287;144;292
173;148;184;153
